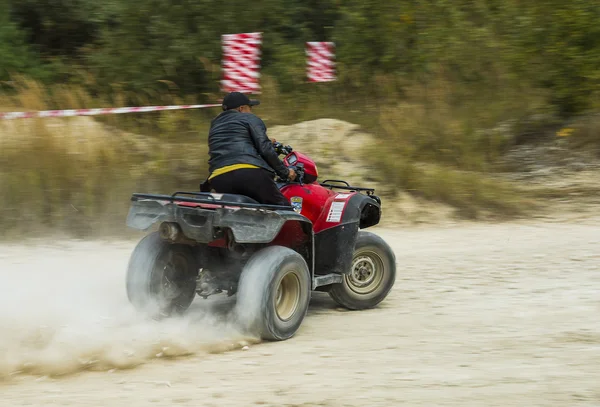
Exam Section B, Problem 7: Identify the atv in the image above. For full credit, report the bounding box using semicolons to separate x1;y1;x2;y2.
125;142;396;341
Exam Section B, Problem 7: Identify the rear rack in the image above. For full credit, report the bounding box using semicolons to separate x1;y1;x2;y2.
131;192;294;211
319;180;375;196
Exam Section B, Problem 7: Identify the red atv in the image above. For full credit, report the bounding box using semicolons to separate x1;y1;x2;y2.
125;142;396;341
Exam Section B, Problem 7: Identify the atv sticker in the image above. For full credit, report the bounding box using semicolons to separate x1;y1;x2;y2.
290;196;303;213
335;193;352;200
326;201;346;223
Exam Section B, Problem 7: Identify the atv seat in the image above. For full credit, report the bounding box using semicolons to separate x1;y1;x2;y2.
210;193;259;205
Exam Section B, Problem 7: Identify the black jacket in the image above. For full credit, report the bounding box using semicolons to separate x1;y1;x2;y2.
207;110;290;179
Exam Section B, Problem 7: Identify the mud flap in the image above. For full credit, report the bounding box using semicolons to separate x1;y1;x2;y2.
313;221;359;276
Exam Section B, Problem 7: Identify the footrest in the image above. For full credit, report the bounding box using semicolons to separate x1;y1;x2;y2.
312;273;343;289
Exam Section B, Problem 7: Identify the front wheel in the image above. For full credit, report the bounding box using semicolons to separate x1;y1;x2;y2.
126;231;198;317
234;246;311;341
328;231;396;310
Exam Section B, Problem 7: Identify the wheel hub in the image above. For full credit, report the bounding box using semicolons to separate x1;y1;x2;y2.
349;256;376;287
345;252;384;295
275;271;301;322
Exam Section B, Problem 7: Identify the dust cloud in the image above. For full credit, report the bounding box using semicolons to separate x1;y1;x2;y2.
0;240;258;379
1;220;600;405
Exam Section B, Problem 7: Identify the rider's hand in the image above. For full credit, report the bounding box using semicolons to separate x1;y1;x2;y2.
270;138;277;143
288;168;297;181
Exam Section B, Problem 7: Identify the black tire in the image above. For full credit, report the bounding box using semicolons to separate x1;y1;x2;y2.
126;231;198;317
234;246;311;341
328;231;396;310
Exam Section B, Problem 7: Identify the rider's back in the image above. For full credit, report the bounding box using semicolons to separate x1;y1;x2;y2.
208;110;273;175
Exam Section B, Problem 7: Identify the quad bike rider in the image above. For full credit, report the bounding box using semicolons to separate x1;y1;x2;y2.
125;105;397;342
199;91;296;207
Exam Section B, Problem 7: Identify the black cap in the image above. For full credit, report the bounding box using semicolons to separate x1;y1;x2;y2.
221;92;260;110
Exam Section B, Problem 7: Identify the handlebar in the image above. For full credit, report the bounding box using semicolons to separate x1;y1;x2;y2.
273;141;293;156
272;141;304;184
275;163;305;185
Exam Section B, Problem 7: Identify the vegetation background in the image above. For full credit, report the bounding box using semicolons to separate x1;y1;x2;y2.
1;0;599;237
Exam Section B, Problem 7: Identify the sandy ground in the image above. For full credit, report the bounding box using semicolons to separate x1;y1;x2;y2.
1;218;599;407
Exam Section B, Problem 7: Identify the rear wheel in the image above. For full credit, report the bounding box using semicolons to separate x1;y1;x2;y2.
126;231;198;317
328;231;396;310
234;246;311;341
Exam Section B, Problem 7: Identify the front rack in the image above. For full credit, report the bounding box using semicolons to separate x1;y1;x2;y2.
131;192;294;211
319;180;375;196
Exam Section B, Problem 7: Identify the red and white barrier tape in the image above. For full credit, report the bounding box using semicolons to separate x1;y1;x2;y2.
0;103;221;120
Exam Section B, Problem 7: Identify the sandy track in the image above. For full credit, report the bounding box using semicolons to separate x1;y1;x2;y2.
1;218;599;406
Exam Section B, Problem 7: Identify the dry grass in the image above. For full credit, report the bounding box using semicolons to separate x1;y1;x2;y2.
0;74;559;237
0;78;215;238
560;112;600;155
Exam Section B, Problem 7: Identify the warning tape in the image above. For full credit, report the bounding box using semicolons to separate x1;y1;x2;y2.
0;103;221;120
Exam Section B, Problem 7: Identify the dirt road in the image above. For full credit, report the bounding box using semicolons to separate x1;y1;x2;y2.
1;218;599;406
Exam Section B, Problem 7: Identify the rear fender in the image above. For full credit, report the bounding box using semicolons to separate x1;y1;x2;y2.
218;214;315;288
126;199;312;245
126;199;173;230
126;200;217;242
268;219;315;285
217;209;311;244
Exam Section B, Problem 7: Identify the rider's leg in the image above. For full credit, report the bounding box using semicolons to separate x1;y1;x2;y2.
209;168;289;206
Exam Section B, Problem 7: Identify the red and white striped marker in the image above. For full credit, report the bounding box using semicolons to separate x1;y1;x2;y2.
306;42;336;83
221;32;262;94
0;103;221;120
